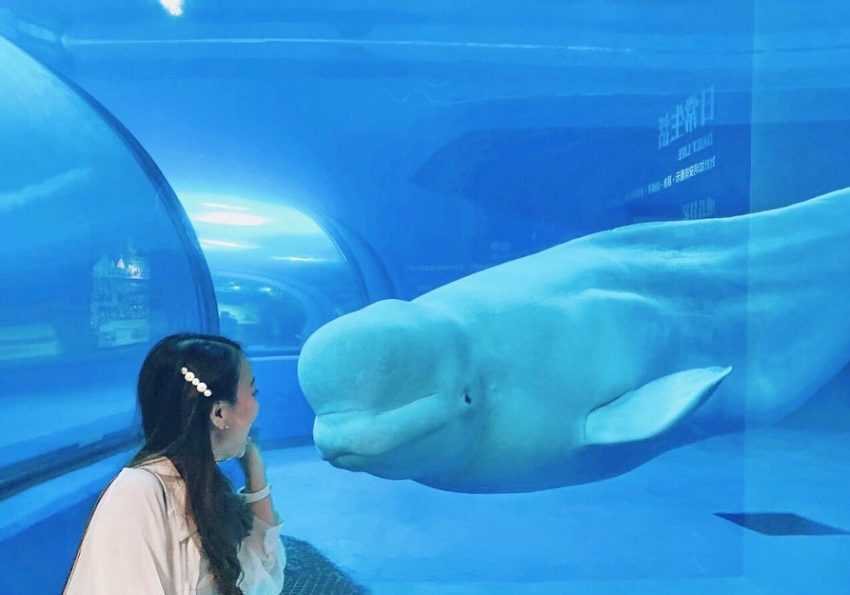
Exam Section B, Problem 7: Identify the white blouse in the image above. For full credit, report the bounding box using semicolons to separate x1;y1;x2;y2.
64;456;286;595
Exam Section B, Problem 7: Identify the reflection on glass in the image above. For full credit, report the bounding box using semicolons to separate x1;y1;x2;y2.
90;250;151;348
0;36;215;474
179;191;367;354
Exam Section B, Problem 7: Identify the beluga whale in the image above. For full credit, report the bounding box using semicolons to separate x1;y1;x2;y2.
296;187;850;493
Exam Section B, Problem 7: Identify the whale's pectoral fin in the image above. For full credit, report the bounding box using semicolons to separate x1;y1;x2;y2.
584;366;733;445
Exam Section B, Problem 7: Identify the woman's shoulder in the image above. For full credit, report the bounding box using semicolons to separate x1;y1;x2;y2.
85;465;170;532
104;465;168;506
125;457;197;541
74;462;176;560
132;456;182;479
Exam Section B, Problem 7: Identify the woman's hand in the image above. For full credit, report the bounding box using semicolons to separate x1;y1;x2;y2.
237;436;279;524
237;435;265;480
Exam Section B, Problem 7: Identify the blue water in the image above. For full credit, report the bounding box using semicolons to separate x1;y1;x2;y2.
1;2;850;593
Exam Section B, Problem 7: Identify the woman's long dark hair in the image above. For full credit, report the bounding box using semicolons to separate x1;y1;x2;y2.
129;333;253;595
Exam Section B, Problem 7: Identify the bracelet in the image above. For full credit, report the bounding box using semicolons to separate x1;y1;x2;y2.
238;484;271;504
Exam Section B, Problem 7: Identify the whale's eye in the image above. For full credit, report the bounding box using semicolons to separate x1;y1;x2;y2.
464;393;472;404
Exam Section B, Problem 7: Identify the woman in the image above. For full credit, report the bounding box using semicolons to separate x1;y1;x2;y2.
64;333;286;594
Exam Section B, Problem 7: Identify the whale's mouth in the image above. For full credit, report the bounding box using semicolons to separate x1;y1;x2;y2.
313;392;452;463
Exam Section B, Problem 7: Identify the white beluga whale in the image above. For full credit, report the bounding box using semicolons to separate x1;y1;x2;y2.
296;187;850;493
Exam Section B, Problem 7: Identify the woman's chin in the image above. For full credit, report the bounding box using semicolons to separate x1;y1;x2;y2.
214;445;245;463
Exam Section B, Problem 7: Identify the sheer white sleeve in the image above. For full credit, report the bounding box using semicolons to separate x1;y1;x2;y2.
236;513;287;594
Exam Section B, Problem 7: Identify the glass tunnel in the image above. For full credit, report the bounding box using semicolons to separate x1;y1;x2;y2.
1;2;849;594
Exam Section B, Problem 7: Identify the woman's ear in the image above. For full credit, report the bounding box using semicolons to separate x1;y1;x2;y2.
209;401;229;430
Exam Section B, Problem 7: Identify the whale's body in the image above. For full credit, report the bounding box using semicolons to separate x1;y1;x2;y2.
297;188;850;493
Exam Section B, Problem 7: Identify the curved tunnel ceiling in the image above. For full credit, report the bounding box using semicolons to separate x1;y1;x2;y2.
3;1;850;97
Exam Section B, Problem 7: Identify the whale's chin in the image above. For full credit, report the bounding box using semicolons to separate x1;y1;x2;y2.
313;389;465;463
316;422;434;466
325;449;426;480
326;453;368;471
315;411;463;480
313;412;435;467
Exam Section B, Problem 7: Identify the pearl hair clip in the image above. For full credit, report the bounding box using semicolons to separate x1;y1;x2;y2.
180;366;213;397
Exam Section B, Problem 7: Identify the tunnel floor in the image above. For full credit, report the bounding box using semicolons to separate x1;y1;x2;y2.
271;426;850;595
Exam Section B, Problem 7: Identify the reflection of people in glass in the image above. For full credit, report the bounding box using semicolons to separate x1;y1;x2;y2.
64;334;286;595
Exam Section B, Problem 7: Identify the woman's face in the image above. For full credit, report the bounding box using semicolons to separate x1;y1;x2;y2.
210;355;260;461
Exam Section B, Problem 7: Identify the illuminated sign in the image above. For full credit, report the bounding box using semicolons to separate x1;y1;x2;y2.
658;86;715;149
624;85;722;215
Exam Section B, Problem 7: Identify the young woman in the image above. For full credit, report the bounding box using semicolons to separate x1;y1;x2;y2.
64;333;286;594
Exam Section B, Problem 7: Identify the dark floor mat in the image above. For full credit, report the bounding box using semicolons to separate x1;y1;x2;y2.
715;512;850;536
282;535;370;594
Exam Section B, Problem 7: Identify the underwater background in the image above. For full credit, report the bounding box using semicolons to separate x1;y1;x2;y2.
1;1;849;593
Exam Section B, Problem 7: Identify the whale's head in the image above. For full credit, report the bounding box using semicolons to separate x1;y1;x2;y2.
297;299;481;482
